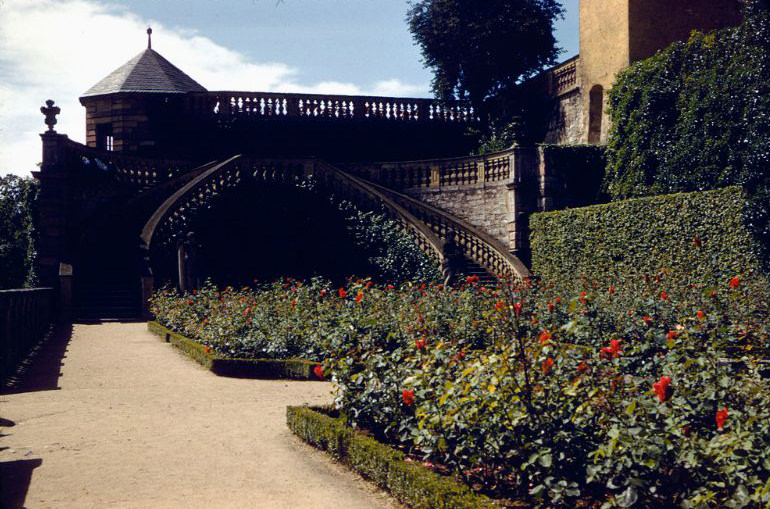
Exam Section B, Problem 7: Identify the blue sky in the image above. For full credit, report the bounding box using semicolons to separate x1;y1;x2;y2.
0;0;579;176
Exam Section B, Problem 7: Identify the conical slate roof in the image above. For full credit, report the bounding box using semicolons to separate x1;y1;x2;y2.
81;48;207;97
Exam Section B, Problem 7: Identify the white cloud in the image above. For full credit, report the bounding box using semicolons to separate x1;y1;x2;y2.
0;0;429;176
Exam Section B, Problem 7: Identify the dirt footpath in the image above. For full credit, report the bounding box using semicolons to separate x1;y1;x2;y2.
0;322;403;509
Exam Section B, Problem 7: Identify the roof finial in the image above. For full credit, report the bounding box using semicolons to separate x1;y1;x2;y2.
147;26;152;49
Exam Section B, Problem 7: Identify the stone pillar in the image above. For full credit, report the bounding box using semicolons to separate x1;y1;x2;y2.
505;146;539;265
58;262;73;322
537;146;559;212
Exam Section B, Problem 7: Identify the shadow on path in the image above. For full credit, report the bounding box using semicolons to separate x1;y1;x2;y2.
1;324;73;395
0;457;42;509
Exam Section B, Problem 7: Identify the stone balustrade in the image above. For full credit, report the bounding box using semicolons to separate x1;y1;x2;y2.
188;91;476;124
62;138;195;189
0;288;54;383
341;149;514;190
548;57;579;97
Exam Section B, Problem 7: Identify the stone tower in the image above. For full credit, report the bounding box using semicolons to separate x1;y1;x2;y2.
579;0;743;144
78;29;207;155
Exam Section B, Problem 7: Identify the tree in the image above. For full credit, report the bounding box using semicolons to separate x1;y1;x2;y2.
0;175;39;289
407;0;563;137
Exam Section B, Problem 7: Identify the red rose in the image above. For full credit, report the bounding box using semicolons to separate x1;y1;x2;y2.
716;407;729;430
338;288;347;298
313;365;324;380
579;292;588;305
465;275;480;284
696;310;705;320
320;289;328;296
600;339;622;359
667;330;678;340
386;285;395;290
542;357;554;374
642;316;652;324
291;298;298;307
577;360;589;373
692;235;702;248
187;299;194;306
729;277;740;289
243;307;252;316
355;291;364;303
204;345;211;354
538;330;552;345
415;338;427;350
660;291;668;301
513;302;522;317
494;300;506;311
402;389;415;406
366;281;374;288
653;375;672;403
547;302;555;313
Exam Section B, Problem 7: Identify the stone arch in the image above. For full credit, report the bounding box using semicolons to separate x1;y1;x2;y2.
588;84;604;145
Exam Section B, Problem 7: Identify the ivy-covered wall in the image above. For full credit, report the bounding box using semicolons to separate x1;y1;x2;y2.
530;186;768;294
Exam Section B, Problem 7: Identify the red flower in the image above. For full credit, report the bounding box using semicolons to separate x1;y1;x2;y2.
204;345;211;354
547;302;555;313
366;281;374;288
542;357;555;374
192;289;197;295
338;288;347;298
653;375;672;403
454;350;466;361
729;277;740;289
608;285;616;295
660;291;668;301
554;297;561;305
696;310;705;320
709;290;718;299
513;302;522;317
600;339;622;359
577;361;589;373
642;316;653;324
243;307;252;316
291;298;298;307
187;299;194;306
320;289;328;296
402;389;415;406
386;285;395;290
494;300;506;311
579;292;588;305
465;275;480;284
692;235;702;248
716;407;729;430
313;365;324;380
415;338;427;350
538;330;552;345
355;291;364;303
667;330;678;340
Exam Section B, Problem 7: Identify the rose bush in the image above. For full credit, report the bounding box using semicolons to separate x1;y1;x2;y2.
151;274;770;507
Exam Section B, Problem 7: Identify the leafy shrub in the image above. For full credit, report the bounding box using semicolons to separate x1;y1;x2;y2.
530;186;769;298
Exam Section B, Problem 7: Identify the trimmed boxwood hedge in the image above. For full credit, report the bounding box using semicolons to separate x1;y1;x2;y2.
530;186;769;294
147;321;319;379
286;405;500;509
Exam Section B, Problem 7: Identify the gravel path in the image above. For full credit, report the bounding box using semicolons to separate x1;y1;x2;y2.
0;322;403;509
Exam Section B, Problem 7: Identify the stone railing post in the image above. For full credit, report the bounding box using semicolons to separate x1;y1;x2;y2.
537;146;558;211
58;262;73;322
429;164;440;188
505;145;539;264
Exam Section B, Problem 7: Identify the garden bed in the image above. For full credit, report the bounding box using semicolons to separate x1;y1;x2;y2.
147;321;320;380
286;405;502;509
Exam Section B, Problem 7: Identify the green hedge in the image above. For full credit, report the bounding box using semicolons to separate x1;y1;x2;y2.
286;406;500;509
147;321;319;379
530;186;769;294
540;144;607;209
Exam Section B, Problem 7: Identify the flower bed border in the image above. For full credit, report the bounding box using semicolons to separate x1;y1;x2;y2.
286;405;501;509
147;321;319;379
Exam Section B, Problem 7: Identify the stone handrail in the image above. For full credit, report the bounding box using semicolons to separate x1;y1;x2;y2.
187;91;476;124
0;288;54;383
366;180;531;281
339;148;514;190
62;138;196;189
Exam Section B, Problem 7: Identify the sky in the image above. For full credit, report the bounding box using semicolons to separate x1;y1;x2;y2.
0;0;579;177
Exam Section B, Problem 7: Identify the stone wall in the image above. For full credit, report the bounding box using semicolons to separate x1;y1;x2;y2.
543;89;584;145
406;181;510;246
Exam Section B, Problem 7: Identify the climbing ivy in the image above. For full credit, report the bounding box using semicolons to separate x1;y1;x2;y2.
604;2;770;202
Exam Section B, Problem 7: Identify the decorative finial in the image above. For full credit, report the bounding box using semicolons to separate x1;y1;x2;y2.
40;99;60;133
147;26;152;49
